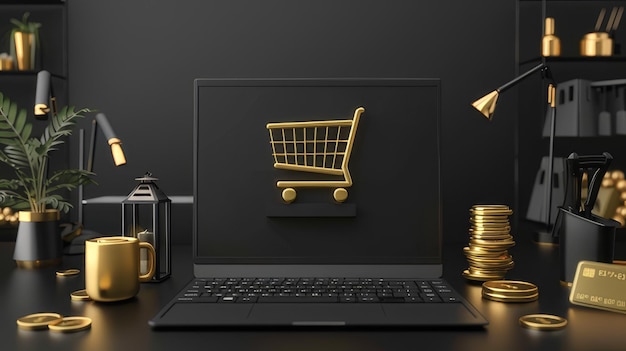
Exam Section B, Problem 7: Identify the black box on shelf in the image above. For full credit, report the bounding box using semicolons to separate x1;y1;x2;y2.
542;79;597;137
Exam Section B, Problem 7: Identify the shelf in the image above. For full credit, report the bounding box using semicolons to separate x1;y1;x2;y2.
82;196;193;205
0;1;64;4
0;71;66;79
521;56;626;65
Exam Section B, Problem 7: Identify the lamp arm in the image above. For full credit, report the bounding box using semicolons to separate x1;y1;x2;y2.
497;63;552;93
86;118;98;173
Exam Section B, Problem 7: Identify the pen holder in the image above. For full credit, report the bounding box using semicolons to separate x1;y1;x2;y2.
558;208;618;285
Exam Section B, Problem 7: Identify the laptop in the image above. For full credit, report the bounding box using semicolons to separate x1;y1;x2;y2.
149;78;488;329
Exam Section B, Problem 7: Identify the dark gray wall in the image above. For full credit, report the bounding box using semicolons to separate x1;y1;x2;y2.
66;0;517;245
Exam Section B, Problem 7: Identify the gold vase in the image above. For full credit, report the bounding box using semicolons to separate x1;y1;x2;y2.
13;210;63;269
13;31;35;71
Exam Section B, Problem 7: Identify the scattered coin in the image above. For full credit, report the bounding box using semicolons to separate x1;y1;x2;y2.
48;316;92;333
56;269;80;277
519;314;567;330
70;289;91;301
16;312;63;330
482;280;538;295
482;280;539;302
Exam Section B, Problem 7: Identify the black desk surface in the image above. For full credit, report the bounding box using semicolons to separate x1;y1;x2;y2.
1;237;625;351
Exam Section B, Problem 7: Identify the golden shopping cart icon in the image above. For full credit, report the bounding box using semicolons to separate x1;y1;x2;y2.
266;107;364;203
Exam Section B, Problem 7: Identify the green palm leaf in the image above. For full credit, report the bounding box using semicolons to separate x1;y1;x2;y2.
0;93;95;213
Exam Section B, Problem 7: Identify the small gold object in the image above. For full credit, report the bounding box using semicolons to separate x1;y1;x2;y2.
542;17;561;57
70;289;91;301
0;53;13;71
48;316;92;333
17;312;63;330
56;268;80;277
570;260;626;314
267;107;364;203
519;314;567;330
581;32;613;56
580;7;623;57
463;204;515;281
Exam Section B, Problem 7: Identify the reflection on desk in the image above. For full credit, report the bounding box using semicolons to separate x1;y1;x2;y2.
1;240;626;351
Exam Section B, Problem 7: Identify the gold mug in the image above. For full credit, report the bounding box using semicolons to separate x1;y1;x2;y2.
85;236;156;302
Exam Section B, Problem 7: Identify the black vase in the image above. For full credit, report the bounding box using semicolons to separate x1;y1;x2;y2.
13;210;63;269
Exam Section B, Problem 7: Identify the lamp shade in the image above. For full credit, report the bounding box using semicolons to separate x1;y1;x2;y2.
34;70;51;118
471;90;499;120
471;63;549;120
95;113;126;166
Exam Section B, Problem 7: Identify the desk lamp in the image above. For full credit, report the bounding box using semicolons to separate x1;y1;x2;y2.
472;62;559;244
34;70;56;119
77;113;127;225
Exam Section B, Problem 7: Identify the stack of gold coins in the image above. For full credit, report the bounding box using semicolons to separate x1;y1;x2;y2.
462;204;515;281
482;280;539;303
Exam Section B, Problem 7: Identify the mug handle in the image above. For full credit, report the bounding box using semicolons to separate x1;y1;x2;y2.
138;242;156;282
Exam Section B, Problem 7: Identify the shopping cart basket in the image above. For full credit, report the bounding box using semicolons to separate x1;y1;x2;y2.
266;107;364;203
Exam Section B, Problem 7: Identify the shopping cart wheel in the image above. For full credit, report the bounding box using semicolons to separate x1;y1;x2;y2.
282;188;297;203
333;188;348;203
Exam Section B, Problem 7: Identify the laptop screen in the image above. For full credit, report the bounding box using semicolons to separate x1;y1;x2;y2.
193;78;441;265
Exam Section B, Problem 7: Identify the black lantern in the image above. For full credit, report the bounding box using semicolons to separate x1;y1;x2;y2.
122;172;171;281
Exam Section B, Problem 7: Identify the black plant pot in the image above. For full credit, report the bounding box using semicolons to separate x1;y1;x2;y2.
13;210;63;269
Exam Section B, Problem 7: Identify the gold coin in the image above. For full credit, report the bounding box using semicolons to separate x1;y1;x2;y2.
468;243;511;252
467;256;513;266
469;228;511;234
482;280;538;295
519;314;567;330
463;268;505;279
469;266;510;275
470;237;514;245
471;204;511;210
463;246;508;255
470;217;510;223
470;226;511;232
483;291;539;303
470;233;513;240
17;312;63;330
70;289;91;301
470;208;513;215
462;270;504;281
468;257;507;264
48;316;92;333
470;215;510;221
56;269;80;277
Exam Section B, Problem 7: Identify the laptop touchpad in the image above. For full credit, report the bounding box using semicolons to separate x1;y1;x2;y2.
248;304;385;325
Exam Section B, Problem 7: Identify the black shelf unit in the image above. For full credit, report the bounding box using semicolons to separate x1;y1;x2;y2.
516;0;626;244
0;1;68;240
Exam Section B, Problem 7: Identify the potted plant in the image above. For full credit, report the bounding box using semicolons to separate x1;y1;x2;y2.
0;92;95;268
10;12;41;71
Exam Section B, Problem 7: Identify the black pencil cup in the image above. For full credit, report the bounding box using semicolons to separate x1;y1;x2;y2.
558;208;618;285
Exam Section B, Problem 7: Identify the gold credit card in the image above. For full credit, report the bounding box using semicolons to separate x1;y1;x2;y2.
569;261;626;314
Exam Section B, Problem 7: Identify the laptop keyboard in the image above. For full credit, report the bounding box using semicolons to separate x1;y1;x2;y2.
176;278;461;303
